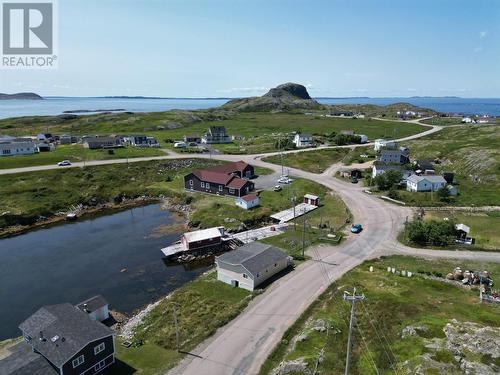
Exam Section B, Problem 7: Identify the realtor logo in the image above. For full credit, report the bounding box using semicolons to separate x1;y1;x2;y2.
1;0;58;68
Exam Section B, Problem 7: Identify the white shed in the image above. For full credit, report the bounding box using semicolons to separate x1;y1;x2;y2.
235;193;259;210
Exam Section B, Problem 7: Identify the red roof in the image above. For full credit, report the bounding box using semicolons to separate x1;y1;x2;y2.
193;170;233;185
207;161;249;175
240;193;258;202
227;177;248;189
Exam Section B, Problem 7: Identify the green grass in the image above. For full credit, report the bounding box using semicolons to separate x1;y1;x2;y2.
263;148;349;173
115;272;252;373
420;116;463;126
0;159;223;230
423;210;500;250
399;125;500;206
258;255;500;375
0;144;165;169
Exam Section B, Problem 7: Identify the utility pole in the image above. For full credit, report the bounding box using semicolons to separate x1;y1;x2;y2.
343;287;366;375
301;219;307;257
172;305;180;352
291;193;297;231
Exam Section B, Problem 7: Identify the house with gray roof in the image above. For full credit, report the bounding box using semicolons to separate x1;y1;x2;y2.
0;302;115;375
406;174;447;192
215;242;292;291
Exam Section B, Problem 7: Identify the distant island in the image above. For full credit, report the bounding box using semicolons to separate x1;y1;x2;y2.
63;108;125;114
0;92;43;100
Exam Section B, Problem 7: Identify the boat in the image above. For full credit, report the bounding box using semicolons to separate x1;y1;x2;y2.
66;213;77;221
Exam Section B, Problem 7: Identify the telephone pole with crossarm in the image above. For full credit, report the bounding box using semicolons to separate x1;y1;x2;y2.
343;287;366;375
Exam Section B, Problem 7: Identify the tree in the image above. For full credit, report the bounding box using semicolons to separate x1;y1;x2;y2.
436;186;450;202
373;170;402;190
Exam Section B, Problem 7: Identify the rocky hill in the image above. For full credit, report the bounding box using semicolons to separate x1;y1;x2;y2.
0;92;43;100
222;83;321;112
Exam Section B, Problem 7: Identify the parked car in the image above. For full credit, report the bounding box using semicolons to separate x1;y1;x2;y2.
351;177;358;184
188;142;198;147
350;224;363;233
57;160;71;166
273;185;282;192
277;176;292;184
174;141;187;148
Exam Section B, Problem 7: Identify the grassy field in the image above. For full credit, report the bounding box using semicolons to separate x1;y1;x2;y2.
395;125;500;206
112;271;253;375
0;111;428;157
259;255;500;375
0;144;165;169
420;116;463;126
262;148;349;174
0;159;223;230
422;210;500;250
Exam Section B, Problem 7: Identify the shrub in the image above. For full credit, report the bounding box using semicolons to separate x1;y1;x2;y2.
405;219;456;246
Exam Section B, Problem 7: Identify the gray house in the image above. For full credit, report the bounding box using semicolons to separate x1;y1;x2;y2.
0;303;115;375
216;242;292;291
202;126;231;144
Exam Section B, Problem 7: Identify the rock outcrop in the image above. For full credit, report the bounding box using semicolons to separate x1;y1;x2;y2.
222;83;321;112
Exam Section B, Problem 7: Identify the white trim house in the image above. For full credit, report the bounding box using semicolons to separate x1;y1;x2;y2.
0;140;36;156
293;133;313;148
235;193;260;210
216;243;292;291
406;174;447;192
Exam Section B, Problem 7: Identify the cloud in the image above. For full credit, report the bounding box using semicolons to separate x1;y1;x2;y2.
479;30;488;39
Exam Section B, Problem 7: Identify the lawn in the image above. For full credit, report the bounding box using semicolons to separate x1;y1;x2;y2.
259;255;500;375
0;144;165;169
422;210;500;250
263;148;349;174
420;116;463;126
0;159;223;231
394;124;500;206
114;271;252;374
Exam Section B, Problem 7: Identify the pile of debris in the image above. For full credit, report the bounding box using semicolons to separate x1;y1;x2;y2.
445;267;493;287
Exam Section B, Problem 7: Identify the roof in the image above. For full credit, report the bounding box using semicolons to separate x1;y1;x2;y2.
0;342;58;375
18;303;114;368
83;136;119;143
240;193;258;202
192;170;233;185
206;161;250;175
183;227;223;243
227;177;249;189
455;223;470;233
304;194;319;200
416;160;434;170
407;174;446;184
76;295;108;314
216;242;288;276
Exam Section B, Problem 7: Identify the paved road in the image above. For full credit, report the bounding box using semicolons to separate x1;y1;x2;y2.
168;156;500;375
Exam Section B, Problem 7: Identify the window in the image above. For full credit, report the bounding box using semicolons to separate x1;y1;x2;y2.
206;183;210;189
219;185;223;191
274;263;277;267
72;355;84;368
94;359;106;371
94;342;105;355
242;273;248;279
189;180;193;186
201;182;205;188
229;188;235;194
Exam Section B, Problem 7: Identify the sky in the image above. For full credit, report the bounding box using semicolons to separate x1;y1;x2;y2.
1;0;499;97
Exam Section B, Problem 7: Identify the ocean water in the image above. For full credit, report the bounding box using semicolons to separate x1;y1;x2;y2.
0;96;499;120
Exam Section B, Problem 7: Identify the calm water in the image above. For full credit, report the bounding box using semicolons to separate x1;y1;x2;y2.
0;97;499;119
0;204;207;340
318;97;500;116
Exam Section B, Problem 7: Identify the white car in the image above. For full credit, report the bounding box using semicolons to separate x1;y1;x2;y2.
277;176;292;184
57;160;71;166
173;141;187;148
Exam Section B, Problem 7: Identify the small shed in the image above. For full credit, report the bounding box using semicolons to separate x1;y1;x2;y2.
304;194;320;206
455;223;470;240
235;193;259;210
181;227;224;251
442;172;455;184
76;295;109;322
447;185;458;196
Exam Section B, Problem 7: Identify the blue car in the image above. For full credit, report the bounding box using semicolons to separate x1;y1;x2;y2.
351;224;362;233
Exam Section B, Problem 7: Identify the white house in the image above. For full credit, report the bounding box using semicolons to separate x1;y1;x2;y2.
461;117;472;123
406;174;447;192
374;139;396;151
293;133;313;148
76;295;110;322
372;164;411;179
216;242;292;291
0;140;36;156
235;193;260;210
